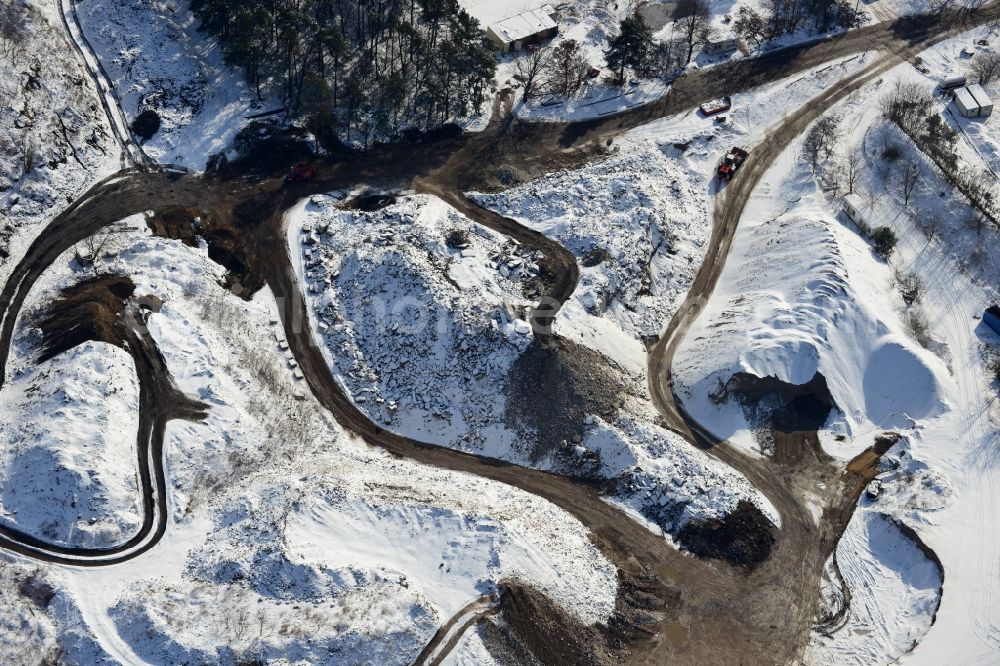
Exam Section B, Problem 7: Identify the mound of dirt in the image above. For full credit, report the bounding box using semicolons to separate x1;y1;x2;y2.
504;339;635;465
481;582;621;666
674;500;776;571
35;275;135;362
721;371;837;434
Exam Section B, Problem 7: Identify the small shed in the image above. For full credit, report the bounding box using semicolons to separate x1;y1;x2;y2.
968;83;993;117
704;29;740;55
843;193;874;234
953;84;993;118
985;305;1000;336
486;5;558;53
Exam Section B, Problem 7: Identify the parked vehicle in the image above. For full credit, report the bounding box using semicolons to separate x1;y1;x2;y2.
717;147;749;179
700;96;732;116
938;74;967;92
285;163;316;184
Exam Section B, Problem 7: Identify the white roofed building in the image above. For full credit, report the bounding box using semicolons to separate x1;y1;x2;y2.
953;84;993;118
486;5;558;53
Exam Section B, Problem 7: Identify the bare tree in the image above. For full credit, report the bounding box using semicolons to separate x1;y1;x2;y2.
802;116;839;173
840;142;864;194
514;49;549;103
673;0;711;64
900;160;921;206
544;39;588;98
733;6;767;48
651;37;687;79
971;51;1000;84
881;81;933;135
0;1;28;65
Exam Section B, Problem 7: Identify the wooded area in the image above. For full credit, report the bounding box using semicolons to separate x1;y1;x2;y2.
191;0;497;145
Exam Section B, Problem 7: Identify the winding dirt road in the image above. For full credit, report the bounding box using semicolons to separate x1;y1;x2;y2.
0;4;996;662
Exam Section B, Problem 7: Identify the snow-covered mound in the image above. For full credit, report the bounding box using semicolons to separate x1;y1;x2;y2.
474;138;711;374
673;212;950;454
806;511;942;665
77;0;265;169
290;193;536;459
0;560;62;663
0;341;140;548
112;575;435;665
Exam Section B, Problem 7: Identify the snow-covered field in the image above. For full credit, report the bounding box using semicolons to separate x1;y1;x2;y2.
76;0;268;170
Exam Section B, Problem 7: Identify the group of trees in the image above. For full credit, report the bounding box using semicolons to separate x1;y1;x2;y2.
881;81;997;228
514;38;590;102
191;0;497;145
733;0;865;48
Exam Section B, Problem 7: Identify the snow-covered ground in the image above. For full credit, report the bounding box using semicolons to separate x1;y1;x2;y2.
662;26;999;663
0;215;619;663
0;0;118;285
288;191;779;541
76;0;269;170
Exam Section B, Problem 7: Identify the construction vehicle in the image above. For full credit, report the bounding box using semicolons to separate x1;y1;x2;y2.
700;96;731;116
717;147;749;180
284;163;316;184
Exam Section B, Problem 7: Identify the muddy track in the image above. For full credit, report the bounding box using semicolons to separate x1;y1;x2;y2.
413;594;500;666
0;4;994;661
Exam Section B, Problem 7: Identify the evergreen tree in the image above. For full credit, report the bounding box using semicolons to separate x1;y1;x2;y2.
604;13;654;82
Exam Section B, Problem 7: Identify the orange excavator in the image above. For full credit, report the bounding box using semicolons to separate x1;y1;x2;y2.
717;147;749;180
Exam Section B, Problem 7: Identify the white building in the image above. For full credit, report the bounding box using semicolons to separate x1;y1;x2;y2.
704;29;740;55
953;84;993;118
843;193;874;234
486;5;558;53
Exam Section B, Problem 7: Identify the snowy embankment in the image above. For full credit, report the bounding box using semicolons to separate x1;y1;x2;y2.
812;29;1000;664
76;0;267;170
0;342;141;549
0;0;117;285
0;217;617;663
661;28;996;662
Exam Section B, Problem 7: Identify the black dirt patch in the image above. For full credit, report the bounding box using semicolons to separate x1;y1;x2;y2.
145;207;202;247
131;110;161;141
208;120;317;179
343;191;397;211
582;246;611;268
504;339;634;467
675;500;776;571
486;582;619;665
35;275;135;362
719;371;837;434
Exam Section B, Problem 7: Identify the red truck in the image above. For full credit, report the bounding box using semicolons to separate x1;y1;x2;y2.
717;147;749;180
284;163;316;184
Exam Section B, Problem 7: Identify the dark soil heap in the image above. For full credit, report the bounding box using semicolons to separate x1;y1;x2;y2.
675;499;777;571
35;275;135;362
